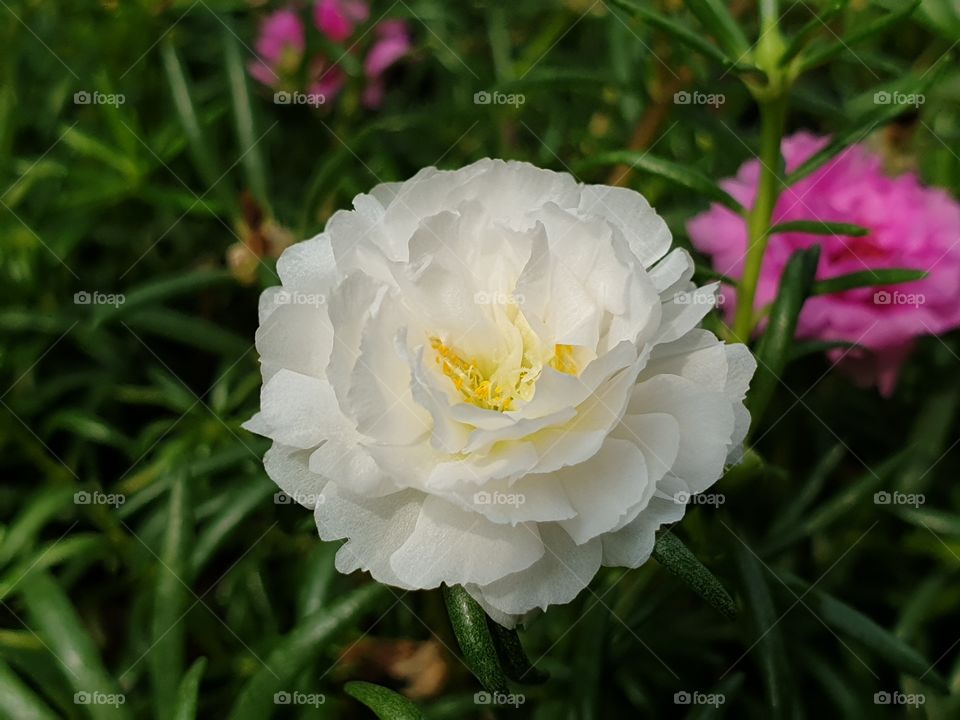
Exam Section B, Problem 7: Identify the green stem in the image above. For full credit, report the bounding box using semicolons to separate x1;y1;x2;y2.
733;96;787;340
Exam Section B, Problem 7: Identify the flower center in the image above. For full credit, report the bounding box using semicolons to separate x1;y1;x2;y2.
429;337;579;412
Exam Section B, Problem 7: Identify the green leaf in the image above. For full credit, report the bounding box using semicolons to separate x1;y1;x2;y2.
896;383;960;494
779;1;846;66
783;574;949;692
768;220;869;237
189;477;274;576
122;310;249;357
0;658;59;720
748;245;821;429
579;151;745;213
893;506;960;538
688;672;746;720
160;39;231;209
442;584;510;694
735;545;798;720
767;444;845;541
788;339;861;360
787;52;950;185
150;471;193;720
0;485;75;568
223;24;271;214
228;581;389;720
0;534;103;603
296;542;338;619
172;658;208;720
572;593;606;720
61;125;139;179
486;620;548;684
798;2;922;74
694;265;737;287
686;0;752;60
18;571;131;720
812;268;927;296
652;532;737;618
91;269;235;324
764;449;909;553
611;0;762;74
344;681;424;720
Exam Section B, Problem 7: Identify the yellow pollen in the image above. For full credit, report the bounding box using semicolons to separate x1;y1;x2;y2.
430;337;578;412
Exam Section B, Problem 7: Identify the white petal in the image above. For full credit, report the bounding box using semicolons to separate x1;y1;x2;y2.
427;441;539;489
437;472;577;525
462;406;576;454
628;374;734;492
255;301;332;383
314;483;423;589
577;184;672;267
613;412;681;489
555;437;651;544
653;283;719;346
276;233;338;294
600;476;688;567
244;370;341;449
390;496;544;587
407;342;471;454
263;443;325;508
347;298;431;445
308;436;393;496
647;247;695;294
473;523;602;616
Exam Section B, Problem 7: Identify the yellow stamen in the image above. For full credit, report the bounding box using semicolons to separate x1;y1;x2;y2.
430;336;579;412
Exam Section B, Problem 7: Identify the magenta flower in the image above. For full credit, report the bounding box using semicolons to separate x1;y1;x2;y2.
313;0;370;43
307;55;346;103
248;8;306;88
361;20;412;108
250;2;410;110
688;131;960;395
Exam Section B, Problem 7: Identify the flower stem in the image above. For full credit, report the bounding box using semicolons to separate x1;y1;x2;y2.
733;95;788;341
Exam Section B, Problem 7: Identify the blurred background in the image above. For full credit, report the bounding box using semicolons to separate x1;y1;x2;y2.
2;0;960;717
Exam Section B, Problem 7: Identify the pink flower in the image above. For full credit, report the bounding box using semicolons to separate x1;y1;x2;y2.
249;8;306;87
361;20;411;108
688;131;960;395
314;0;369;43
308;55;346;103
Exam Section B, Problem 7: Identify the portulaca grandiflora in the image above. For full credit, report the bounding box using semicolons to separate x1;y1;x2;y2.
244;159;756;627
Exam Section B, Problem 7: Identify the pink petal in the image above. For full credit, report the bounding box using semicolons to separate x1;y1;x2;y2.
314;0;370;42
364;21;411;78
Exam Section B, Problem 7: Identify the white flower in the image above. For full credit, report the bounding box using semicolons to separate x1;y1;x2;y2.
244;159;756;627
